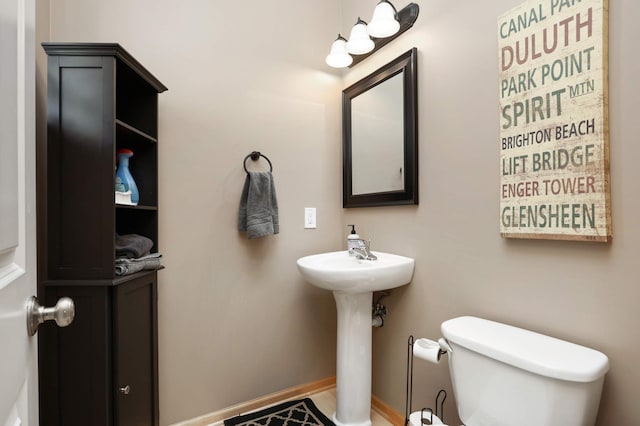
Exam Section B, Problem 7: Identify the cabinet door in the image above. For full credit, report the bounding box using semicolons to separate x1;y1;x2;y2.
114;274;158;426
44;55;116;280
39;285;112;426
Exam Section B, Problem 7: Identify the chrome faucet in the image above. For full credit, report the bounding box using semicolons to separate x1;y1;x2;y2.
349;239;378;261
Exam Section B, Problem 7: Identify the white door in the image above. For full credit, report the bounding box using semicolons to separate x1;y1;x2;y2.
0;0;38;425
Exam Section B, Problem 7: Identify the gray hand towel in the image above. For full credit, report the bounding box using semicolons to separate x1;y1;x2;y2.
115;233;154;258
238;171;279;239
115;252;163;276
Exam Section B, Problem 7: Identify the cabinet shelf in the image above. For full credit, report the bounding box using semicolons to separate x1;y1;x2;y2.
116;203;158;211
42;269;164;287
116;119;157;143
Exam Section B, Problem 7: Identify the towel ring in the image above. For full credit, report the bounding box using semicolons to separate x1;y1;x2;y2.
243;151;273;173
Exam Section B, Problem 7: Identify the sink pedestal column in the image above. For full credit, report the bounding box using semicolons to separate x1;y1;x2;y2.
332;291;373;426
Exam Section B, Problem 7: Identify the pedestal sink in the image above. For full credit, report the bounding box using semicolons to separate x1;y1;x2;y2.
296;251;415;426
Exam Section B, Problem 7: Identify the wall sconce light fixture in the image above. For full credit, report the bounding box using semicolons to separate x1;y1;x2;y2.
326;35;353;68
368;0;401;38
346;18;375;55
325;1;419;68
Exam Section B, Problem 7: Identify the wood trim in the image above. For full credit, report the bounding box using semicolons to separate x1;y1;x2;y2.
371;394;405;426
41;42;168;92
169;377;337;426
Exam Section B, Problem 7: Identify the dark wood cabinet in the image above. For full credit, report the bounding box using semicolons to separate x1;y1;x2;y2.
38;43;167;426
39;275;158;426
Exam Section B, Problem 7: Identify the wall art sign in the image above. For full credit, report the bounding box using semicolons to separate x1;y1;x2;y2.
498;0;611;241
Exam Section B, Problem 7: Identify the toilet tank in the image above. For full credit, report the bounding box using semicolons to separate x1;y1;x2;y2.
441;316;609;426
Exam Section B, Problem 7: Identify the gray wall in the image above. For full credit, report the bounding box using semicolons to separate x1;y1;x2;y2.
37;0;640;425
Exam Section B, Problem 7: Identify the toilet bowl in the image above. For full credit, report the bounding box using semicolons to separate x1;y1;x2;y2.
433;316;609;426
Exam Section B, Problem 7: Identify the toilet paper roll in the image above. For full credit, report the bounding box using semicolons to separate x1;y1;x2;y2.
409;410;447;425
413;338;442;363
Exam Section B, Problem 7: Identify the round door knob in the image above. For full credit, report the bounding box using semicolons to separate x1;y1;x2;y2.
26;296;75;336
51;297;75;327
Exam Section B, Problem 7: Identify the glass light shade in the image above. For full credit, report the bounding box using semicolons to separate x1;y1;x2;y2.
367;0;400;38
346;18;374;55
325;35;353;68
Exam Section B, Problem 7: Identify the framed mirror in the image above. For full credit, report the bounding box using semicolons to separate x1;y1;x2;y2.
343;48;418;208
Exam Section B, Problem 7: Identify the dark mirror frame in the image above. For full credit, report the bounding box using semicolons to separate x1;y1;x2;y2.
342;47;418;208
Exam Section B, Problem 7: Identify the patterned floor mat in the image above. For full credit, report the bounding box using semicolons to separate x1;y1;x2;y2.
223;398;335;426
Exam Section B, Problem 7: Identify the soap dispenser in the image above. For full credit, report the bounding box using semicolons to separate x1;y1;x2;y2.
347;224;361;253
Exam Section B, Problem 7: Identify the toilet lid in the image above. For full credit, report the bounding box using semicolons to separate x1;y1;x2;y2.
441;316;609;382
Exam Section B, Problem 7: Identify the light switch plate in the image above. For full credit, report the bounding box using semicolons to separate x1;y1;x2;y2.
304;207;316;229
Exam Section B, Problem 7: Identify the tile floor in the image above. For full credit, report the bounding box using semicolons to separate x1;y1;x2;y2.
209;388;393;426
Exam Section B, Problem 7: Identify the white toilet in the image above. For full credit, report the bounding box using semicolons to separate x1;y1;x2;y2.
435;316;609;426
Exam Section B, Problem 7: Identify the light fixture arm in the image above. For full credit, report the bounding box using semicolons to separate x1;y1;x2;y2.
349;2;419;67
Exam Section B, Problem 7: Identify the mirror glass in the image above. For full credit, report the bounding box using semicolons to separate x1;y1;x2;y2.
343;48;418;207
351;73;404;195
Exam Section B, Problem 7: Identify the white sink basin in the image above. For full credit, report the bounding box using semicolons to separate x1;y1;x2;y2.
296;250;414;293
296;250;414;426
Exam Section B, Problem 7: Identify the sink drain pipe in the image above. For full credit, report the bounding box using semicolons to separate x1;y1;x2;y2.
372;291;389;327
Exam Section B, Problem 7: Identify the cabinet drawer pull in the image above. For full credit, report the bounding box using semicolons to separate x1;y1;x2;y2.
120;385;131;395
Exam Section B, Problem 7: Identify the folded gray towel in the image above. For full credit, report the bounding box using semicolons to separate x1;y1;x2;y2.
115;233;153;258
238;171;279;239
115;253;163;276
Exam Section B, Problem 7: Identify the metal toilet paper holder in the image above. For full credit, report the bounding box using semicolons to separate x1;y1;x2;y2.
404;335;450;425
